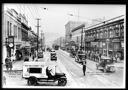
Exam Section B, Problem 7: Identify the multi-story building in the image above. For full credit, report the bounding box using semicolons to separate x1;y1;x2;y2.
2;8;34;63
71;24;85;50
65;21;86;50
84;15;124;60
2;8;22;62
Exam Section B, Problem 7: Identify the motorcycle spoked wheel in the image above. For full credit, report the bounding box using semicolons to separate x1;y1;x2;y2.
58;78;67;86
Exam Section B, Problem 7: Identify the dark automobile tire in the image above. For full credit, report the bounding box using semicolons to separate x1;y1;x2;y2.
28;76;37;86
58;78;67;86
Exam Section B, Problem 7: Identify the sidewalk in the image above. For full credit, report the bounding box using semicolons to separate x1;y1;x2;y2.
3;59;24;71
59;49;124;69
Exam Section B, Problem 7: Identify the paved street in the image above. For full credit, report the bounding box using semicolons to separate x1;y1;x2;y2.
2;50;125;88
56;50;125;88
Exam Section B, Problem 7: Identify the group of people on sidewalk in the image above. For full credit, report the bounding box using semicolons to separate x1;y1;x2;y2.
85;51;122;63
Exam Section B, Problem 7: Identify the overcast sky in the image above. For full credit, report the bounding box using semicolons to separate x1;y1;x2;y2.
3;4;125;37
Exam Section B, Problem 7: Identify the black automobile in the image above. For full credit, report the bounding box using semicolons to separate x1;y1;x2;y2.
70;49;76;58
38;52;44;58
24;56;29;62
50;51;57;61
24;65;67;86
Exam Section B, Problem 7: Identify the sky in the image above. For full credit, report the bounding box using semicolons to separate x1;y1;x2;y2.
3;4;126;42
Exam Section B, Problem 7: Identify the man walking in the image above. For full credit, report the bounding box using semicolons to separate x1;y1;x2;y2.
5;56;9;71
82;55;87;76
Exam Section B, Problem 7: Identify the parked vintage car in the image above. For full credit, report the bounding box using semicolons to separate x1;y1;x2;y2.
38;51;44;58
69;49;76;58
50;51;57;61
96;56;116;73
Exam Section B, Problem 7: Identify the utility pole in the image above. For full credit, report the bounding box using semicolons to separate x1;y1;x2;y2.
81;28;83;50
36;18;41;57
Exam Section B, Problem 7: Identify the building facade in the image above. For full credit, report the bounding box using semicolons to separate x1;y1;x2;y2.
2;8;37;63
84;15;124;60
2;8;22;62
71;24;85;50
65;21;86;50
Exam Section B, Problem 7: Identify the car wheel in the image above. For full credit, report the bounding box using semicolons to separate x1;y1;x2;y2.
28;76;37;86
58;78;67;86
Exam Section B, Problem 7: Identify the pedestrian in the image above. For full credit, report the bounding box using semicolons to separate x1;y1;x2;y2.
5;56;9;71
11;54;15;62
8;59;13;71
32;55;35;61
3;72;6;86
82;55;87;76
30;53;31;57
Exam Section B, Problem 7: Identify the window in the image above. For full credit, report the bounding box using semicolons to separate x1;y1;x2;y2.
29;68;42;73
7;21;9;37
18;27;21;40
113;25;117;37
14;25;17;38
115;24;119;37
108;27;110;38
97;30;100;39
10;23;12;36
100;31;103;38
102;30;105;38
110;26;113;38
120;23;124;37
